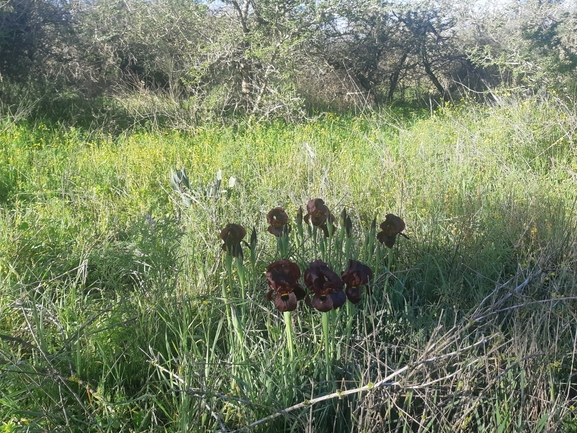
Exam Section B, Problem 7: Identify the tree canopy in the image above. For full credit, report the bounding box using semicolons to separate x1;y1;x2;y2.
1;0;575;124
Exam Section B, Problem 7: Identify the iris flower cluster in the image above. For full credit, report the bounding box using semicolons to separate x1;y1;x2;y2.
220;198;407;312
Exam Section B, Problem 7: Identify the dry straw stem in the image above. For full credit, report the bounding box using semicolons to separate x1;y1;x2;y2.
472;269;543;321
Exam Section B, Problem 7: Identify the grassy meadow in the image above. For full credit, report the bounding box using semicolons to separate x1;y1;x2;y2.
1;95;577;432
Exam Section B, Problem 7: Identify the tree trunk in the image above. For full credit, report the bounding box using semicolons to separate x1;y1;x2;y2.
421;48;447;99
387;52;408;101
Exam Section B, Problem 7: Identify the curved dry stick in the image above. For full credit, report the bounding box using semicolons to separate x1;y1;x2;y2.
223;333;494;432
224;365;409;433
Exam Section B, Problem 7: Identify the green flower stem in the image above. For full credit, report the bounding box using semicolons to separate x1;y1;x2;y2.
235;255;246;298
283;311;294;362
249;246;257;272
336;218;347;264
222;281;246;364
234;255;248;323
383;246;393;300
345;300;354;346
225;253;233;283
223;255;247;366
344;236;353;262
322;312;331;381
276;232;290;258
312;226;319;258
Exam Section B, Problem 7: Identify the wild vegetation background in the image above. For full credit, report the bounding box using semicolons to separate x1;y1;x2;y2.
1;0;577;432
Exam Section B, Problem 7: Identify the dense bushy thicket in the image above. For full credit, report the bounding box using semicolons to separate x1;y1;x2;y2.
1;0;576;125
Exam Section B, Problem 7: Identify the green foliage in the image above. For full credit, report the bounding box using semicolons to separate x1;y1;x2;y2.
1;96;577;431
467;0;577;95
3;0;577;126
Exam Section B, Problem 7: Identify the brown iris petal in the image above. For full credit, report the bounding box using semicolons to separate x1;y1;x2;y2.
266;260;301;290
377;231;397;248
341;259;373;288
273;291;298;312
342;260;373;303
265;259;305;311
377;214;406;248
330;290;347;309
293;285;306;301
220;223;246;244
220;223;246;257
345;286;363;304
304;260;343;292
304;198;336;237
379;214;405;236
266;207;289;237
306;198;329;218
304;260;345;311
312;294;333;312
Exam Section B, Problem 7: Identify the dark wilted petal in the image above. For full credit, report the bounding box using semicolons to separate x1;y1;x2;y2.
330;290;347;309
220;223;246;244
304;198;336;236
311;294;333;312
341;260;373;288
379;214;405;236
266;260;301;290
267;207;289;237
377;214;406;248
273;291;298;312
345;286;363;304
304;260;346;311
304;260;343;292
306;198;329;217
293;284;306;301
377;231;397;248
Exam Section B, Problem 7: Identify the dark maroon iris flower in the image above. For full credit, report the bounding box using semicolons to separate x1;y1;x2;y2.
266;260;306;312
220;223;246;257
304;198;336;237
267;207;289;237
304;260;346;312
377;214;408;248
341;259;373;304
